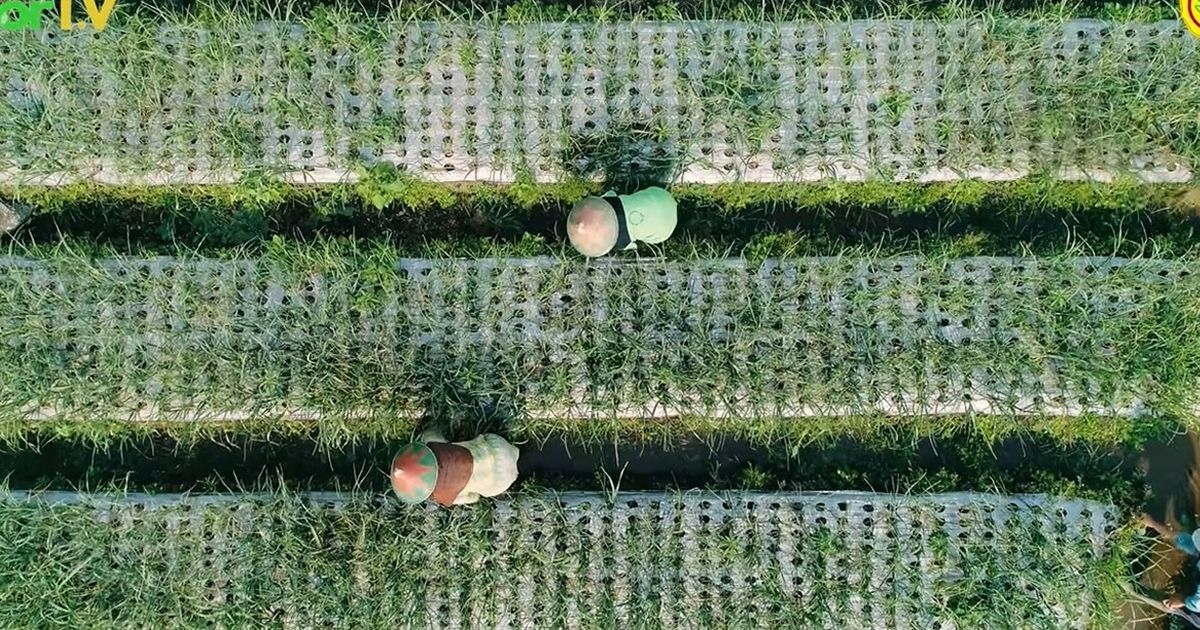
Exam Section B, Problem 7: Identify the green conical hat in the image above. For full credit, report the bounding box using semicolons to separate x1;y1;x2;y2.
391;442;439;503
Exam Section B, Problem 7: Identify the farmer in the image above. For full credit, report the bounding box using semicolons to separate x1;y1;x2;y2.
566;186;677;257
1143;511;1200;614
390;430;519;506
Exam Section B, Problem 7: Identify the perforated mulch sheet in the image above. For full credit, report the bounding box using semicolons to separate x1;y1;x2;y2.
1;254;1194;422
1;19;1194;184
0;490;1120;629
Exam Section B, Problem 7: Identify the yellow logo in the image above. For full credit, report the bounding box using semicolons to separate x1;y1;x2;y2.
1184;0;1200;38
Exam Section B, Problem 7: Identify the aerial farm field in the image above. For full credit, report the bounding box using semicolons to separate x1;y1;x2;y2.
0;0;1198;627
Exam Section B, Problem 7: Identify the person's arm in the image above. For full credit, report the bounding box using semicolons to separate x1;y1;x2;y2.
452;492;481;505
1142;511;1171;535
1144;512;1179;542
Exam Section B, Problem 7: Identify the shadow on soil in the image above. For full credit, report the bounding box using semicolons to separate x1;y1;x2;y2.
560;123;679;192
0;430;1147;512
13;191;1199;258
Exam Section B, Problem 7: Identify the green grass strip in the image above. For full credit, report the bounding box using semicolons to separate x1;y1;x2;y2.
0;490;1131;629
114;0;1180;23
0;243;1196;444
1;409;1174;453
2;13;1196;184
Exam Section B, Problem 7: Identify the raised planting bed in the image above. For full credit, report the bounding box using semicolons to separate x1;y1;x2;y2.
1;15;1196;185
0;250;1196;441
0;490;1128;629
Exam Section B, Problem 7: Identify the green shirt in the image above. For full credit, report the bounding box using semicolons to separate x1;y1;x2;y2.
607;187;678;248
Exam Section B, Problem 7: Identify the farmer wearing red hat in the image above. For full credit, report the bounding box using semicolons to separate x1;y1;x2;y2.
391;431;519;506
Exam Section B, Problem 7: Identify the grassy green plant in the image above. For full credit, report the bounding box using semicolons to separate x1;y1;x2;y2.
0;490;1130;629
1;10;1194;184
519;411;1179;455
0;406;1176;454
354;163;459;211
0;241;1195;445
117;0;1180;22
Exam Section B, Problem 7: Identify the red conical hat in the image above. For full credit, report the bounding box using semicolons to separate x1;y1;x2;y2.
391;442;438;503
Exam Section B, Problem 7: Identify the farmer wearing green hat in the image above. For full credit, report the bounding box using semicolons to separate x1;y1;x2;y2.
391;431;519;506
566;186;678;257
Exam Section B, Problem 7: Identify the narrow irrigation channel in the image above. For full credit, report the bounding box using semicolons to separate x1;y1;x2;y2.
0;429;1156;511
12;183;1200;259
